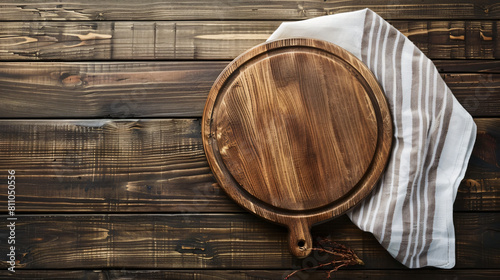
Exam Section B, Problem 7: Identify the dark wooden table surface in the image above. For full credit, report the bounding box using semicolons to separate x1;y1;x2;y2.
0;1;499;279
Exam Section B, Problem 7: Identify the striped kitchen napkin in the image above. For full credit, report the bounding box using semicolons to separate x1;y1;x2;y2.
267;9;477;268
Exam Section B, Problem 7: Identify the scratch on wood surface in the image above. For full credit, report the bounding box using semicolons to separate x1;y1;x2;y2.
0;36;38;46
70;119;117;128
450;35;465;40
71;32;112;41
195;34;270;40
64;32;112;47
181;246;205;251
404;28;462;37
481;32;493;41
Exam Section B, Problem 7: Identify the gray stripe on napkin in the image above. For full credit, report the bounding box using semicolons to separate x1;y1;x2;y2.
350;9;459;268
266;8;476;268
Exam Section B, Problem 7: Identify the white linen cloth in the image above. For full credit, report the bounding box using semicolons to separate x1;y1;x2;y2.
267;9;476;268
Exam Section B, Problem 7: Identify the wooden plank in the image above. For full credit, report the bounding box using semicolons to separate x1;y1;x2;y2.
0;20;498;61
442;73;500;117
0;213;497;269
0;119;497;213
0;270;101;280
434;60;500;73
0;61;225;118
1;269;499;280
456;118;500;212
0;1;498;21
0;62;498;118
0;119;238;213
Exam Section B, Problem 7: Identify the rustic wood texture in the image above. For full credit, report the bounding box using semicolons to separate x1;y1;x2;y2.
204;39;392;258
0;0;498;278
442;73;500;117
12;270;500;280
1;269;500;280
0;20;498;60
0;62;498;118
0;118;497;213
434;59;500;73
0;213;497;270
0;61;224;118
0;119;225;213
1;1;499;21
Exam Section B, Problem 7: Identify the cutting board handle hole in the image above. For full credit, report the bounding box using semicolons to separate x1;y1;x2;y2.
297;239;306;250
287;222;312;257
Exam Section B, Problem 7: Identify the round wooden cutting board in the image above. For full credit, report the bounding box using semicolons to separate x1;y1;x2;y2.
202;38;392;258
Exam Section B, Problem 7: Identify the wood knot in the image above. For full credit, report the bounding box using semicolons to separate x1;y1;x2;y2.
58;72;84;87
96;12;104;20
464;179;481;188
175;237;213;256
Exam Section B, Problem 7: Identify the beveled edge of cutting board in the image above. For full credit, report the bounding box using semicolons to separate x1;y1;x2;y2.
202;38;393;258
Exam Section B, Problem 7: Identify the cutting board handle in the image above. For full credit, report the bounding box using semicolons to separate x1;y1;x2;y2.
287;220;312;258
